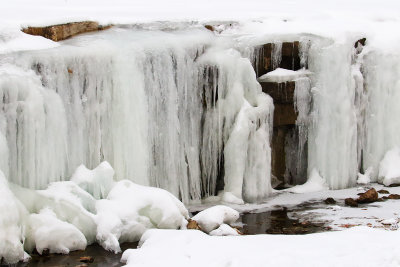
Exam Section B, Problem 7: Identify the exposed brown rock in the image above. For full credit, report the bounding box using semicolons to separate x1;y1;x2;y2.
22;21;112;42
79;256;94;263
232;227;244;235
357;188;378;203
187;219;202;230
271;125;293;181
204;25;215;32
354;38;366;48
377;189;390;194
345;198;358;207
273;104;297;126
254;42;302;77
260;81;296;104
67;68;73;74
383;194;400;200
324;197;336;204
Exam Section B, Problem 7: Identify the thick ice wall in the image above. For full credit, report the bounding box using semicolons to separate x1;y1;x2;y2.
1;27;273;203
0;62;68;188
199;48;274;203
363;49;400;180
307;38;358;189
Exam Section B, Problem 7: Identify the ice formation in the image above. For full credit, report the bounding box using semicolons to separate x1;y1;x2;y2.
0;27;273;205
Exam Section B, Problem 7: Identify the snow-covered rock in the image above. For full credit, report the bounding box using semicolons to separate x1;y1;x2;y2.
25;208;87;255
258;68;312;83
209;224;239;236
95;180;189;252
379;147;400;186
192;205;239;233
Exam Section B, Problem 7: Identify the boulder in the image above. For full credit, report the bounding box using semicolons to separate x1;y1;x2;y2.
357;188;378;203
22;21;112;42
324;197;336;204
345;198;358;207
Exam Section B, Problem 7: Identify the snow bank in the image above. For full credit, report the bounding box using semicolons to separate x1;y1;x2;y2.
12;181;98;245
1;162;191;260
25;208;87;255
286;169;328;193
379;147;400;186
96;180;189;252
122;227;400;267
192;205;239;233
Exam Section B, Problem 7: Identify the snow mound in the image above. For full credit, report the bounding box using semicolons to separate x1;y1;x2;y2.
286;169;328;193
192;205;239;233
209;224;239;236
95;180;189;252
357;167;373;185
0;171;27;264
12;181;98;245
25;208;87;255
379;147;400;186
71;161;115;200
121;227;400;267
258;68;311;83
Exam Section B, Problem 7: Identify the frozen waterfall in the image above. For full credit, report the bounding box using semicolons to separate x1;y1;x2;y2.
0;27;273;204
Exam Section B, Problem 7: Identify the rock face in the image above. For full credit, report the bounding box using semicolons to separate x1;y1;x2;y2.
345;198;358;207
22;21;112;41
256;42;301;76
357;188;378;203
253;41;304;183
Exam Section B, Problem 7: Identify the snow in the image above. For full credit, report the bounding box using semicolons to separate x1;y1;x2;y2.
258;68;311;83
379;147;400;186
357;167;373;185
209;224;239;236
192;205;239;233
25;208;87;255
0;162;194;262
285;169;328;194
121;227;400;267
95;179;189;252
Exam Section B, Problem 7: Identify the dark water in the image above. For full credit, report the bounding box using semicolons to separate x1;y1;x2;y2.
237;207;329;235
9;242;138;267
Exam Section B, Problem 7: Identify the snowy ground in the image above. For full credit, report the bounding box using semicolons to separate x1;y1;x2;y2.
121;226;400;267
190;184;400;231
123;185;400;267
